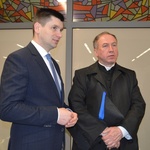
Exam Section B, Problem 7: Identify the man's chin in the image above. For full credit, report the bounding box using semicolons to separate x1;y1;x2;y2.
107;62;115;66
51;44;57;49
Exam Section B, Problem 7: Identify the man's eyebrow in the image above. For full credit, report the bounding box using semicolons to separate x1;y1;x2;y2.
102;43;109;45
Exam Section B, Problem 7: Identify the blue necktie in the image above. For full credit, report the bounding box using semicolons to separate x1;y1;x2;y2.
99;92;106;120
46;54;61;97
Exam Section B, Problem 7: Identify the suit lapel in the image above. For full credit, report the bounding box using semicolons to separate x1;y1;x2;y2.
94;72;106;88
86;62;123;90
87;62;106;88
27;43;61;100
111;64;122;86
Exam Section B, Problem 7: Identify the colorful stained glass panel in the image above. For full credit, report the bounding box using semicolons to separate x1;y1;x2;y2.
73;0;150;22
0;0;66;23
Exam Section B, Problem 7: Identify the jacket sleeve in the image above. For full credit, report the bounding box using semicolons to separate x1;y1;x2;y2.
121;71;146;138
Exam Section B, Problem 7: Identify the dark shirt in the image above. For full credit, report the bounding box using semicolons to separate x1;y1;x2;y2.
98;63;115;99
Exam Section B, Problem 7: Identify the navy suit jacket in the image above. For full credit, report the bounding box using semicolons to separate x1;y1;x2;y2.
0;42;67;150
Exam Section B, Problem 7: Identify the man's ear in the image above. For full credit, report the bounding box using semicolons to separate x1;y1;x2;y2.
94;48;98;57
34;22;41;33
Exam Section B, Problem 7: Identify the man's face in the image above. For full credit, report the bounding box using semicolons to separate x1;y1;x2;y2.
94;34;118;66
34;16;64;52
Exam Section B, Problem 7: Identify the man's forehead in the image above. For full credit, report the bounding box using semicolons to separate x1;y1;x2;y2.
99;35;117;42
46;17;64;28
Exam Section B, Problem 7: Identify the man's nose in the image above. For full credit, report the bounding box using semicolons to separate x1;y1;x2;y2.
109;45;114;51
57;31;62;38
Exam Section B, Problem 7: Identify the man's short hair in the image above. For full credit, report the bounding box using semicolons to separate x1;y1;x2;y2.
34;8;64;25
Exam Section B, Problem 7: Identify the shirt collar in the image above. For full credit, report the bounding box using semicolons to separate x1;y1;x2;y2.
98;61;115;71
31;40;49;57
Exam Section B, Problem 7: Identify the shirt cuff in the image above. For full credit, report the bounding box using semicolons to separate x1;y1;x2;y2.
118;126;132;140
57;108;60;122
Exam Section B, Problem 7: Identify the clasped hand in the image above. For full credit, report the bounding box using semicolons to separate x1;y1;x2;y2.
57;108;78;127
101;127;123;149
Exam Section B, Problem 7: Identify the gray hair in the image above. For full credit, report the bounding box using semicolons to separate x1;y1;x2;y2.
93;31;117;48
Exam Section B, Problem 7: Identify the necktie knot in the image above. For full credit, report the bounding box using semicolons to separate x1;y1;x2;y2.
46;54;52;61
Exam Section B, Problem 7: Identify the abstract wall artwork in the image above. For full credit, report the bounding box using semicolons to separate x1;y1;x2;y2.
0;0;150;23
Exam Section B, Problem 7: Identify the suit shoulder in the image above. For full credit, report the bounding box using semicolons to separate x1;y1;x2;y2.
75;63;96;75
117;64;135;74
8;44;30;58
4;44;34;69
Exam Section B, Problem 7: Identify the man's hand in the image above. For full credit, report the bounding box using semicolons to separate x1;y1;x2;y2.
57;108;78;127
65;112;78;128
101;127;123;149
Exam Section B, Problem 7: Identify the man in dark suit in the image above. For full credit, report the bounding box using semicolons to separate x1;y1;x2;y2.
0;8;78;150
68;31;146;150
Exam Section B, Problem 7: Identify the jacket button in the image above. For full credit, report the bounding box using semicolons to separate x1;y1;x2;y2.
44;125;52;127
61;128;64;132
